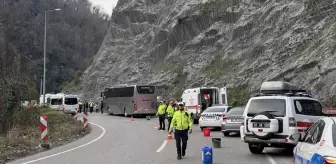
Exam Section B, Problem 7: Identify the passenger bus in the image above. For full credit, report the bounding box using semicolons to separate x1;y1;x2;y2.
101;85;157;116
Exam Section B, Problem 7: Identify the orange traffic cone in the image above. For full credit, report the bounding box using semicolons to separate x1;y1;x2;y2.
167;134;173;140
130;116;134;121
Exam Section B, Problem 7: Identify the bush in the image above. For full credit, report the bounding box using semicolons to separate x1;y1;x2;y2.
227;84;251;107
0;106;90;162
201;55;237;78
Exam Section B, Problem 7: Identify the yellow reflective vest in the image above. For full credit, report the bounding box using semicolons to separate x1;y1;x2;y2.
156;104;167;115
166;105;175;118
169;110;193;131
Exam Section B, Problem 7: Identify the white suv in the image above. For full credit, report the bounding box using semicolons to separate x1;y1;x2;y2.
242;81;327;154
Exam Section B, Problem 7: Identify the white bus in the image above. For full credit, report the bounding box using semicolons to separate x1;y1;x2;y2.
101;85;157;116
181;87;228;123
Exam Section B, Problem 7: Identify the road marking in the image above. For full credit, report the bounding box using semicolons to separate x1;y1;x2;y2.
21;122;106;164
265;153;277;164
156;140;168;153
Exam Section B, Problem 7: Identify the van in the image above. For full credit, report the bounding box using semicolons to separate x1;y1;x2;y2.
180;87;228;124
63;95;79;114
49;93;65;110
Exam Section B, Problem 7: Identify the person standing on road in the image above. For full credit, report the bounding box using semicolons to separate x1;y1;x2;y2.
89;100;94;113
156;101;167;130
95;102;99;113
78;100;83;113
100;100;104;114
84;100;89;113
166;101;175;132
169;102;193;160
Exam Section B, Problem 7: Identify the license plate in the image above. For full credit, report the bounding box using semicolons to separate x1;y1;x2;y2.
253;123;269;128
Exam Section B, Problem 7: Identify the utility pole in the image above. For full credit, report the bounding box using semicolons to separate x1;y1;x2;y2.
40;76;42;96
42;8;61;105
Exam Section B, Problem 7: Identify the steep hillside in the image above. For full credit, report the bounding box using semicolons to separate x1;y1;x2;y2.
70;0;336;103
1;0;109;93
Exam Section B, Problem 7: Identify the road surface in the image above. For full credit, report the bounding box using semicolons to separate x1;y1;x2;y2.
8;113;293;164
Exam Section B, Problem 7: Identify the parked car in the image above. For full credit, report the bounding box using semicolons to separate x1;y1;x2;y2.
290;116;336;164
242;81;327;154
222;106;245;136
199;106;231;130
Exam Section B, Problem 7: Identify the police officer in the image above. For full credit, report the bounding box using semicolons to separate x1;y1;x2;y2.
168;102;193;159
156;101;167;130
166;101;175;132
89;100;94;113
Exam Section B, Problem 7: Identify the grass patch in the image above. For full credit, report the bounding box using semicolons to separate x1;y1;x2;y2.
227;84;251;107
159;58;182;72
201;55;237;78
0;107;90;163
323;95;336;107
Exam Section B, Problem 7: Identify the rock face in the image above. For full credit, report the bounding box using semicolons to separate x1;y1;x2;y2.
67;0;336;102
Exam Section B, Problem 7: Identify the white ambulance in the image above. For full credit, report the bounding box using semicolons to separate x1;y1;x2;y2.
180;87;228;124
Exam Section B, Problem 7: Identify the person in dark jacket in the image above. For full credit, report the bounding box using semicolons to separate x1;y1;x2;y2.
100;101;104;114
84;101;89;113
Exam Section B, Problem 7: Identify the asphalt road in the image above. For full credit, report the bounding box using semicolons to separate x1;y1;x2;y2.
8;113;294;164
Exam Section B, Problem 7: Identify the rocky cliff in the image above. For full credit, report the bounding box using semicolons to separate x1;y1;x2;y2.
67;0;336;103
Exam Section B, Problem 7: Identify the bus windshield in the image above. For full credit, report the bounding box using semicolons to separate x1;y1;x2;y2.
137;86;155;94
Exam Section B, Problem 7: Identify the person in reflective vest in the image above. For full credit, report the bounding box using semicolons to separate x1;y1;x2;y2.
156;101;167;130
166;101;175;132
89;101;94;113
169;102;193;160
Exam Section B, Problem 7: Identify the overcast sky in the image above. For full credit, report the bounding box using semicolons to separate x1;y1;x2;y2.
90;0;119;15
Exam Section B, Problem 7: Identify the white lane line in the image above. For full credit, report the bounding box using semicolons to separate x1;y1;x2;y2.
265;153;277;164
156;140;168;153
21;122;106;164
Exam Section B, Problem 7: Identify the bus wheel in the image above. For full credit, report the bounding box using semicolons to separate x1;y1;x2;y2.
124;108;128;117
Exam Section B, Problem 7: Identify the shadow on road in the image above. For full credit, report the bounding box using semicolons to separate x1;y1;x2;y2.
265;148;293;157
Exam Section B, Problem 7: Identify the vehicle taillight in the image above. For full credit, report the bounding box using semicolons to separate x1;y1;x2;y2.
223;116;228;121
323;156;336;164
134;104;137;111
296;120;313;132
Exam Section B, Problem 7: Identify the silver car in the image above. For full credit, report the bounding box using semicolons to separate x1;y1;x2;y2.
221;107;245;136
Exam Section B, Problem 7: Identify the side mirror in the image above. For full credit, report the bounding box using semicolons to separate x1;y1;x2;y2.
289;133;302;142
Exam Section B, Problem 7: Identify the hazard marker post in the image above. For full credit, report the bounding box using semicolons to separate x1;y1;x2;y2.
40;116;50;149
83;112;89;128
74;108;79;121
